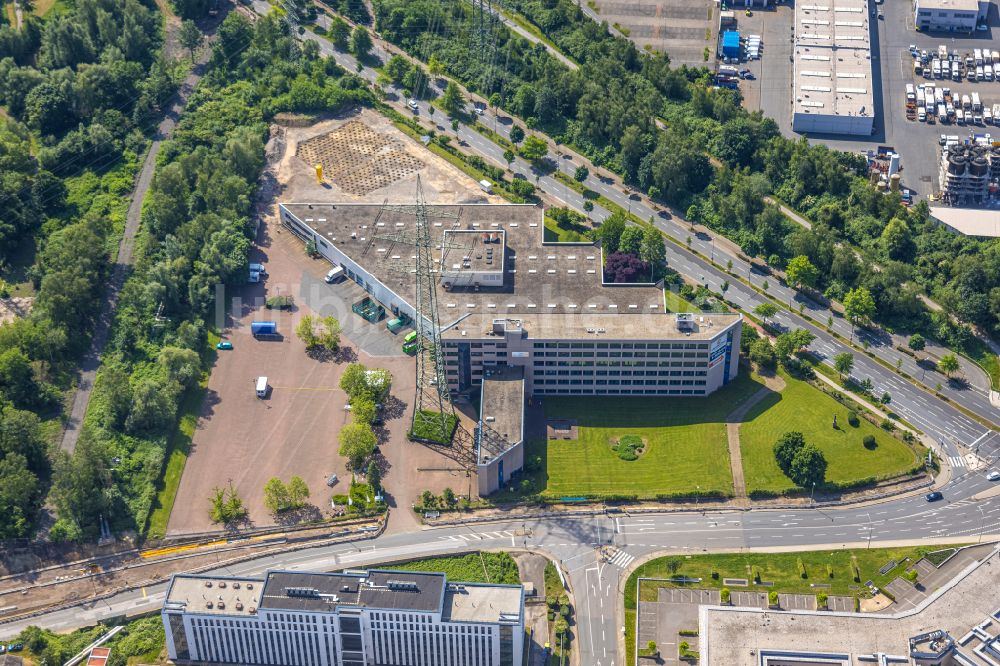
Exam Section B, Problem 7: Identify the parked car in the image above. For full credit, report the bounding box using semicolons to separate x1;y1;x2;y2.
216;341;233;350
926;491;944;502
327;474;339;487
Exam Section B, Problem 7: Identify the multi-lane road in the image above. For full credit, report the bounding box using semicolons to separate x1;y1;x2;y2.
5;6;1000;666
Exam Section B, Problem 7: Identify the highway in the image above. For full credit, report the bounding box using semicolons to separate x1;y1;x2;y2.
6;6;997;666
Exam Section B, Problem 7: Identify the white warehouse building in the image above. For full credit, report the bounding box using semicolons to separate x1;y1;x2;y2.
792;0;875;136
162;569;524;666
913;0;988;32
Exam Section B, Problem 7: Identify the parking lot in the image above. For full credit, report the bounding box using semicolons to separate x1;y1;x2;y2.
735;0;1000;197
591;0;718;67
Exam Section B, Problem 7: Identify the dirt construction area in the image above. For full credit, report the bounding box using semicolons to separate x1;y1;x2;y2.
166;109;501;537
591;0;718;68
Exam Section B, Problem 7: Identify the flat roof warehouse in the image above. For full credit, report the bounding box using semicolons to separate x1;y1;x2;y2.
793;0;874;130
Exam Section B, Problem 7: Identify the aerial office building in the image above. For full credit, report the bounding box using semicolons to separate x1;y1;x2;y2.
279;202;742;492
913;0;988;32
792;0;875;136
162;569;524;666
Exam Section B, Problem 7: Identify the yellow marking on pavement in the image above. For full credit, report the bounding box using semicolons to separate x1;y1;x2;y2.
141;539;227;559
142;587;147;599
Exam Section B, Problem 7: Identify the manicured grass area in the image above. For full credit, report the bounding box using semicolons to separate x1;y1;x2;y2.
739;370;923;495
663;289;699;313
408;410;459;444
388;552;520;585
542;373;763;498
32;0;64;16
960;335;1000;391
543;217;590;242
144;333;219;540
623;545;965;665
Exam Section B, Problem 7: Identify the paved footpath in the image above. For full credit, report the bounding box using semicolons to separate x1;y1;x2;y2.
59;33;216;453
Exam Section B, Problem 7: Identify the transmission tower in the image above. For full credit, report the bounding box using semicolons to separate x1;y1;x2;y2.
373;180;462;445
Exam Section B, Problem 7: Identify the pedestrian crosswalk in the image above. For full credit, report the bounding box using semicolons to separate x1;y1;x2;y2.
607;548;635;569
436;530;515;542
949;455;966;468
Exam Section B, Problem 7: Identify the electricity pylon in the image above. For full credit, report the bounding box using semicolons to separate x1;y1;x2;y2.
372;180;462;444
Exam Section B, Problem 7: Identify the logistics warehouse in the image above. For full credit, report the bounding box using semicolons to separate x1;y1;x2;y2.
280;202;742;494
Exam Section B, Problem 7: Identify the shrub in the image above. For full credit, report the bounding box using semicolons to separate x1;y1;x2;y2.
613;435;644;461
720;587;731;604
817;592;828;608
863;434;877;450
847;411;860;427
880;418;896;431
768;590;779;607
904;569;918;584
711;570;719;580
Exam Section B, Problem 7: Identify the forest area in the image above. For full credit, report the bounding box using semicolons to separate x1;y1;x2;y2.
0;0;370;542
372;0;1000;352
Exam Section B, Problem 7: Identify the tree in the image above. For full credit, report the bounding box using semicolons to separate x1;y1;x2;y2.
843;286;876;328
834;352;854;379
754;302;777;325
297;315;341;351
502;149;516;170
263;477;290;513
428;54;444;77
367;460;381;493
749;337;776;369
908;333;926;358
489;92;501;110
788;443;827;488
350;26;372;57
774;328;815;360
618;226;643;256
574;165;589;182
604;252;649;283
520;135;548;162
340;363;370;399
329;16;350;48
595;212;626;253
773;431;806;474
178;20;203;60
209;483;247;525
785;255;819;291
509;125;524;143
158;346;201;388
288;476;310;508
639;227;666;269
351;395;377;425
938;353;960;378
339;423;377;469
441;80;464;116
442;487;455;505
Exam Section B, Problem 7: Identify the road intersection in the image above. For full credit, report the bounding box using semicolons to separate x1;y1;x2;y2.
6;7;998;666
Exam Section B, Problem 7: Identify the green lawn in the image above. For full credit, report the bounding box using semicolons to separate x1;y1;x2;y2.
739;371;923;495
385;552;520;585
624;545;964;665
542;373;763;498
543;217;589;242
663;289;699;313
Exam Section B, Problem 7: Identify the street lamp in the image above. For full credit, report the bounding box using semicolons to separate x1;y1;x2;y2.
866;511;873;549
978;505;987;544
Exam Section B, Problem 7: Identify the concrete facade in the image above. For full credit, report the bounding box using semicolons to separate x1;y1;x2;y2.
913;0;988;32
162;570;524;666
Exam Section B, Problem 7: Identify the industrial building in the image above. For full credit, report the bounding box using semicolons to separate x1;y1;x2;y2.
162;569;524;666
937;141;1000;204
913;0;988;32
279;202;742;493
792;0;875;136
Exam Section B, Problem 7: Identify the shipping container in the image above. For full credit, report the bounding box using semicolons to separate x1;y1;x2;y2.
251;321;279;337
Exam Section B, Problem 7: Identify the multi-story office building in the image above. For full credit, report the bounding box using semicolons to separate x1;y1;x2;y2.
279;202;742;492
913;0;988;32
162;569;524;666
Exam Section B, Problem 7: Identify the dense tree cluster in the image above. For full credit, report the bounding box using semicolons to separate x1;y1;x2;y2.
50;13;372;540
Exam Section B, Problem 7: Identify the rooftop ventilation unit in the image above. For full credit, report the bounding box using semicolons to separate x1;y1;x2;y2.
676;313;696;331
387;580;419;592
285;587;321;598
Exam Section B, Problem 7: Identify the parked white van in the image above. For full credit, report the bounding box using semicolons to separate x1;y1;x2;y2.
256;376;269;398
